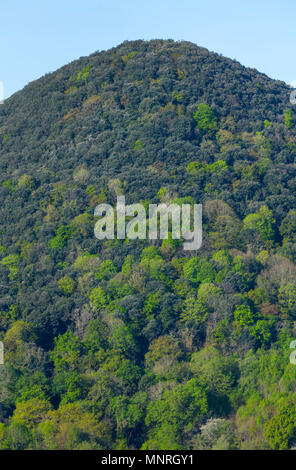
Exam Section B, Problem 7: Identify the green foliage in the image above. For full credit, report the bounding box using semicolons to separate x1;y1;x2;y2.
121;51;137;63
17;174;34;189
193;103;217;134
233;304;257;327
186;160;228;176
183;257;216;285
278;281;296;317
39;402;110;449
71;213;92;236
190;346;238;396
133;139;143;150
58;276;75;295
71;65;91;83
121;254;135;275
1;254;20;266
64;85;78;94
157;187;167;201
210;160;228;174
1;39;296;450
89;286;109;311
73;167;90;184
50;331;83;373
280;210;296;242
180;296;208;325
143;378;208;449
171;91;183;102
2;178;14;191
1;253;20;280
4;320;36;353
12;399;52;427
95;259;116;281
243;205;275;243
197;282;222;302
109;323;138;358
143;291;162;317
15;372;50;403
284;109;295;129
73;253;101;273
265;401;296;449
212;249;232;267
112;391;147;439
3;422;33;450
49;225;73;250
249;319;273;347
140;252;168;284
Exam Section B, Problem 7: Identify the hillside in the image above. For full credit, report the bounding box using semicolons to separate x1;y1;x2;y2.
0;39;296;450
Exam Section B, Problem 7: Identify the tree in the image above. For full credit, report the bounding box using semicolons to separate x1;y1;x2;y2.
278;281;296;317
180;296;208;326
284;109;295;129
194;418;235;450
233;304;257;327
109;321;138;359
265;402;296;449
144;378;208;449
50;331;83;373
112;392;148;445
193;103;217;134
190;346;238;396
249;319;273;347
145;335;185;380
243;206;275;244
183;257;216;286
89;286;109;311
280;210;296;243
58;276;75;295
1;253;20;280
95;259;116;281
40;402;110;450
11;399;52;427
3;421;33;450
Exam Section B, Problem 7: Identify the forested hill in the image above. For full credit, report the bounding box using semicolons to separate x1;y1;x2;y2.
1;39;296;450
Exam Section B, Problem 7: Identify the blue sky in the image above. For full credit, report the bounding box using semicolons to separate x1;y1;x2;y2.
1;0;295;99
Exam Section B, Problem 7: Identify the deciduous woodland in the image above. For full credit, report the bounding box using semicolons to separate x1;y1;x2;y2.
0;40;296;449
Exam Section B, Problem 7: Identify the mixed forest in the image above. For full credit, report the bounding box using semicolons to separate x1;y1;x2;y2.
0;40;296;449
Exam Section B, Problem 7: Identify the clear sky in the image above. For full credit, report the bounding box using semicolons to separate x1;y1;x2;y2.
1;0;295;99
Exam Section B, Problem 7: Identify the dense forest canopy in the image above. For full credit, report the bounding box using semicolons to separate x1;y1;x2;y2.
0;39;296;450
